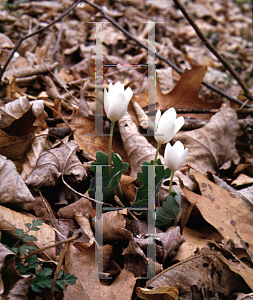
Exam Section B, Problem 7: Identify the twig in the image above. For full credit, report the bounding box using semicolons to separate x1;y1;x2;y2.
82;0;253;108
50;232;72;299
172;0;253;103
182;118;253;130
0;0;83;83
21;233;81;260
164;108;253;114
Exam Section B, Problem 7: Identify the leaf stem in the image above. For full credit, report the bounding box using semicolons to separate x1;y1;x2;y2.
108;122;115;178
168;171;174;195
154;143;161;165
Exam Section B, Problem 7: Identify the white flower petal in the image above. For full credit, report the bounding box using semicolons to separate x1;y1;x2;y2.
174;116;184;135
104;88;109;114
155;109;161;130
124;87;133;102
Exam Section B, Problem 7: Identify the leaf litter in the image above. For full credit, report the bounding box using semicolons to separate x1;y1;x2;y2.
0;0;252;299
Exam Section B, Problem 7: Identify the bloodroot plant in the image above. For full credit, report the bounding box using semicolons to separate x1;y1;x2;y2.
88;81;188;229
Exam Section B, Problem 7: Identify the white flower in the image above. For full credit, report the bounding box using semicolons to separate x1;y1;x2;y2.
104;81;133;123
154;108;184;145
164;141;188;172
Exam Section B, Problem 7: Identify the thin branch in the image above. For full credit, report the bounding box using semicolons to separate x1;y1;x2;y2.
21;233;81;260
82;0;253;108
0;0;83;83
172;0;252;102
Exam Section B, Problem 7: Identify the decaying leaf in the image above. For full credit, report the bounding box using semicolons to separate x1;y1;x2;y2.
25;140;87;191
20;128;49;181
0;155;34;204
146;247;249;297
64;244;137;300
0;205;55;259
0;254;34;300
173;106;240;174
71;116;128;162
132;101;148;129
57;197;95;221
0;96;46;160
0;244;15;294
118;112;164;177
182;171;253;256
136;286;179;300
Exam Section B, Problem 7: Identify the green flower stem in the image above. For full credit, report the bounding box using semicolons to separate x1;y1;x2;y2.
154;143;161;165
168;171;174;195
108;121;115;178
108;121;123;201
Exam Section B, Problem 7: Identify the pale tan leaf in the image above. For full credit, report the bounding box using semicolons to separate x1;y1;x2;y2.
0;205;55;259
173;106;240;174
64;244;137;300
146;247;248;296
0;95;30;128
20;128;49;181
0;155;34;204
132;101;148;129
118;112;164;177
0;97;46;160
182;171;253;256
25;140;87;191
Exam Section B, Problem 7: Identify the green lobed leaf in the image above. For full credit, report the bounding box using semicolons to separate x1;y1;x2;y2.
22;234;37;243
155;190;181;228
14;229;25;237
89;151;128;203
133;159;171;210
26;255;38;269
31;268;53;292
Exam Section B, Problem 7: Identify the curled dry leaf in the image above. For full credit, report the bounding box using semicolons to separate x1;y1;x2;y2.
0;155;34;204
0;205;55;259
146;247;249;298
132;101;148;129
123;235;163;277
92;210;128;244
0;254;34;299
25;140;87;191
0;244;15;294
136;286;179;300
0;96;46;160
57;197;95;221
118;112;164;177
172;106;240;174
20;128;49;181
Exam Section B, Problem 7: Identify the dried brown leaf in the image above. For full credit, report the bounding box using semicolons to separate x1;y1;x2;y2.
64;244;137;300
25;140;87;191
182;171;253;257
71;116;128;161
57;197;95;221
118;112;164;177
173;106;240;174
0;155;34;204
0;96;46;160
0;255;34;300
146;247;249;297
0;205;55;259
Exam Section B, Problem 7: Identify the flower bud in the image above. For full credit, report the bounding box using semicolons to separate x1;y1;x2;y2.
164;141;188;172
